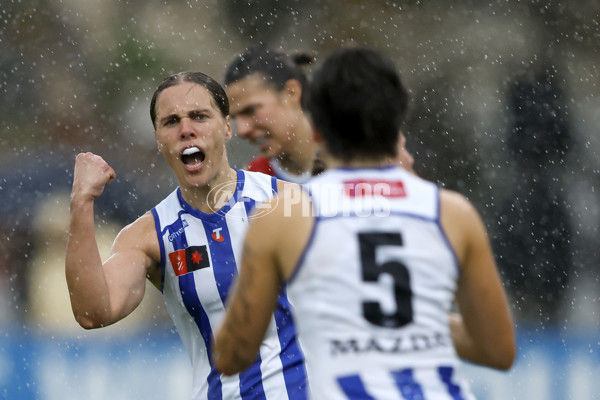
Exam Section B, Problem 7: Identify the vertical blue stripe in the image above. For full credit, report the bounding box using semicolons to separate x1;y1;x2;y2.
273;287;307;399
337;374;376;399
202;217;266;400
170;227;223;399
179;273;223;399
150;208;166;292
202;218;236;304
271;176;278;194
391;369;425;400
438;366;465;400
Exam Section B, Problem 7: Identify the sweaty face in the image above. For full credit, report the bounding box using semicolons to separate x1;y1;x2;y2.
226;74;299;160
154;82;232;189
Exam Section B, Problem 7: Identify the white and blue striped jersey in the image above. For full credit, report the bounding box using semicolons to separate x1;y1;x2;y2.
288;166;476;400
151;169;307;400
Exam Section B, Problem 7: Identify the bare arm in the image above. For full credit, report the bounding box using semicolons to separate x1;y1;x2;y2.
441;189;516;370
213;182;313;375
213;230;283;375
65;152;159;329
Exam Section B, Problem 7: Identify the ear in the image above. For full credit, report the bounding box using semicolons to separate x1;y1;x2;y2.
283;79;303;106
311;123;323;144
224;115;233;141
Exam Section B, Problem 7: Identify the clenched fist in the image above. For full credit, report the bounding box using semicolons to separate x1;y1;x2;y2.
71;152;116;202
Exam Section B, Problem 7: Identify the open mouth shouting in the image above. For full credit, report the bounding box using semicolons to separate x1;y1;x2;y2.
180;146;206;169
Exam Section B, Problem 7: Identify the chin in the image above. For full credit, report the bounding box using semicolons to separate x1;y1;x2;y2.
178;170;208;189
261;148;279;160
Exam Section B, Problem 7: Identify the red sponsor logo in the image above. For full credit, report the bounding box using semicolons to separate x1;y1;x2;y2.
343;179;406;198
211;227;225;242
168;246;209;276
169;249;188;275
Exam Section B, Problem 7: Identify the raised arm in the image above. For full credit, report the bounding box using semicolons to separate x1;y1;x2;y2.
213;182;313;375
65;152;159;329
441;189;516;370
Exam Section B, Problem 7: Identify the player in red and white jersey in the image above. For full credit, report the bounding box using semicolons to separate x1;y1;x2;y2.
224;46;318;184
214;47;515;399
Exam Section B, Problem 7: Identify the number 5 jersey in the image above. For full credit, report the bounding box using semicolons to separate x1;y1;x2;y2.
290;166;476;400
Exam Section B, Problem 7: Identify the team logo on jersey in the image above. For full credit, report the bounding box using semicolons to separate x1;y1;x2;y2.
206;178;278;220
211;227;225;242
168;245;210;276
343;179;406;198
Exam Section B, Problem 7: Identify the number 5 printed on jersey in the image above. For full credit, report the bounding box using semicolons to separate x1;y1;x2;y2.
358;232;413;328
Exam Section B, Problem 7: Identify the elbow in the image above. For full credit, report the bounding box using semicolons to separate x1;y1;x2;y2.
73;311;110;330
75;316;102;330
494;345;516;371
216;359;249;377
485;339;516;371
213;338;255;376
76;318;102;330
497;328;517;370
213;349;254;376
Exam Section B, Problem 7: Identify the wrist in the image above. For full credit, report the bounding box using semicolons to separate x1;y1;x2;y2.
70;192;96;213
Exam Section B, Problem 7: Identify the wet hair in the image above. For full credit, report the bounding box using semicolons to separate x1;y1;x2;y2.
223;45;313;91
150;71;229;129
304;46;409;162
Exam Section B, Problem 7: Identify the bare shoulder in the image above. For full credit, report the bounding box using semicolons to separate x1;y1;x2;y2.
439;188;488;268
248;179;313;280
276;179;304;198
439;188;477;217
114;211;156;242
273;179;312;218
439;188;483;231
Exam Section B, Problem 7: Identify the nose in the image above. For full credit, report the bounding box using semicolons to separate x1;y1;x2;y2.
179;117;197;139
234;116;253;139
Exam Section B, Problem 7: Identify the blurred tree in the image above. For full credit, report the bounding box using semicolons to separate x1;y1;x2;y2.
405;77;486;199
222;0;313;44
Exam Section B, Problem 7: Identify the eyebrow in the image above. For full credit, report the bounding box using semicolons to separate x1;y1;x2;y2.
158;108;212;125
231;104;257;118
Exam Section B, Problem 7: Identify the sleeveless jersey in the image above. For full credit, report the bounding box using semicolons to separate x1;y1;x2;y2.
151;170;307;400
289;166;476;400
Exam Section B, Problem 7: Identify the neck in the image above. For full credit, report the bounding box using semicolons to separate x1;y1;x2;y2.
276;145;318;175
179;167;238;214
276;116;319;175
321;153;392;170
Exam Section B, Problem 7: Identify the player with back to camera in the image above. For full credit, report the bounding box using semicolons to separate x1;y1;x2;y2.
213;47;516;399
65;71;307;400
224;45;320;183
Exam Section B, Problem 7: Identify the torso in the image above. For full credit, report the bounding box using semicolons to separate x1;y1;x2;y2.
289;166;475;400
151;169;307;400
